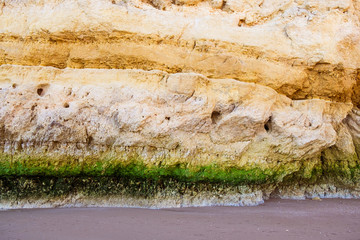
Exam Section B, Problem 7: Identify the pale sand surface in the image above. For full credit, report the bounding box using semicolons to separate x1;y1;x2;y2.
0;199;359;240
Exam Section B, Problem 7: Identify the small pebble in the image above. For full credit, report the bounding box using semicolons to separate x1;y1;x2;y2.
312;197;322;201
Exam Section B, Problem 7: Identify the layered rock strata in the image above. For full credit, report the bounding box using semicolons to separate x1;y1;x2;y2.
0;0;360;208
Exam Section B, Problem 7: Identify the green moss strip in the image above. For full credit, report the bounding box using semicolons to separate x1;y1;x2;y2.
1;153;359;201
0;153;279;201
0;154;280;185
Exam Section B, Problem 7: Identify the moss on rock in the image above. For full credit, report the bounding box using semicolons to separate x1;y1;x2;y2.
0;153;281;185
1;152;359;203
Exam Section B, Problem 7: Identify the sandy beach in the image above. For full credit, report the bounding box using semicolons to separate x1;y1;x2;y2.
1;199;359;240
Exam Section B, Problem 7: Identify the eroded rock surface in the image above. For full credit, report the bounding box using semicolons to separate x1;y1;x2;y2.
0;0;359;207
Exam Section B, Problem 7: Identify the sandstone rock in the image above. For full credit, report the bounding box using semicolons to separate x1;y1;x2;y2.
0;0;359;207
0;64;355;168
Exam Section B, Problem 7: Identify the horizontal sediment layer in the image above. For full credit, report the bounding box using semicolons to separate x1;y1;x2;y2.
0;32;358;103
1;0;360;103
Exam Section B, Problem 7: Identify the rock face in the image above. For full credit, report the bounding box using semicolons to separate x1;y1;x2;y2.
0;0;359;208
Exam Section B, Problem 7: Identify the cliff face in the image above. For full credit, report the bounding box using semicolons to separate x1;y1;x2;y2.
0;0;360;208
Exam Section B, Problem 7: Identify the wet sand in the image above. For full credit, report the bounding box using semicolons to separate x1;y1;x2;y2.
1;199;359;240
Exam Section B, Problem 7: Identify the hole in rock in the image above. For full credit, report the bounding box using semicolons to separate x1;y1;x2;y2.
66;88;73;96
63;103;70;108
36;84;49;97
31;105;37;111
238;19;245;27
12;83;17;89
87;136;93;145
165;117;170;120
211;111;221;124
37;88;44;96
264;117;272;133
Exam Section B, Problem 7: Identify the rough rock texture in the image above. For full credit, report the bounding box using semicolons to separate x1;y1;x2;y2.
0;0;360;208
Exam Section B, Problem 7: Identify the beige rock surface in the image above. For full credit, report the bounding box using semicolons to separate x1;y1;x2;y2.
0;64;355;168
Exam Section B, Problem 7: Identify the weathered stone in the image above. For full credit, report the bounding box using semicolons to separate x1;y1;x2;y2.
0;0;359;207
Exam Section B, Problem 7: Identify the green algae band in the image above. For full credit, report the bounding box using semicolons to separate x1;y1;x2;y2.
1;153;360;205
0;154;278;185
0;154;278;205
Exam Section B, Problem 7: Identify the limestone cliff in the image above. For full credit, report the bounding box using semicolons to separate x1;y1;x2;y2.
0;0;360;208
